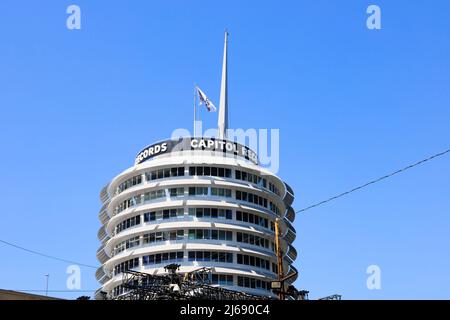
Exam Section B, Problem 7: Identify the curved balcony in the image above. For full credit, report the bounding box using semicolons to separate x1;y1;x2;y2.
100;183;110;204
286;244;297;262
98;200;110;225
96;245;110;264
97;226;108;243
283;182;294;207
286;264;298;284
284;206;295;223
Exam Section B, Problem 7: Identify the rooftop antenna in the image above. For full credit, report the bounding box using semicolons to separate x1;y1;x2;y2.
218;30;229;140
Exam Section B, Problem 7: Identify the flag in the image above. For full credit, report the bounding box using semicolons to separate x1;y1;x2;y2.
196;86;217;112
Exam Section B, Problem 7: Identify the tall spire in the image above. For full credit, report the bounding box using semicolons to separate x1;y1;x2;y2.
218;30;229;140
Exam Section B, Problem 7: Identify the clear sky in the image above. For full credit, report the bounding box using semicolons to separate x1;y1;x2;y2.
0;0;449;300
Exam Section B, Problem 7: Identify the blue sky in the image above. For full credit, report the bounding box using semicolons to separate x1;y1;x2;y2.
0;0;449;299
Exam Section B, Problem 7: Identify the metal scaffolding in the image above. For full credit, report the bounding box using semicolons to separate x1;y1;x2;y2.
114;264;271;300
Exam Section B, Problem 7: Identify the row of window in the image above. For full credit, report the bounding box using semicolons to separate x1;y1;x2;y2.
113;229;273;256
115;251;237;271
237;254;271;271
235;170;267;187
188;229;233;241
237;276;272;291
115;207;233;233
188;207;233;220
188;251;234;263
116;166;281;198
236;190;268;208
115;209;276;235
143;251;184;265
114;236;140;255
117;175;142;194
236;190;281;214
144;208;184;222
188;187;209;196
189;166;232;178
211;187;232;197
115;186;279;216
146;167;185;181
115;215;141;234
268;182;281;196
211;274;234;286
236;210;273;230
113;258;139;276
115;166;282;200
237;232;273;250
143;230;185;244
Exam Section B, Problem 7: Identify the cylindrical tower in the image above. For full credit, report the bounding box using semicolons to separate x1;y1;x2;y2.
95;137;297;299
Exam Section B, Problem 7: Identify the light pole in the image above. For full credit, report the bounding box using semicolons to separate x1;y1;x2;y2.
44;274;49;296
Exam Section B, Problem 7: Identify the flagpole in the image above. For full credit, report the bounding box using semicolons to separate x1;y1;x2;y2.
193;85;196;137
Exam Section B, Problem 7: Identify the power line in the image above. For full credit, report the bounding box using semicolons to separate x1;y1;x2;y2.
297;148;450;214
0;239;97;269
8;290;96;293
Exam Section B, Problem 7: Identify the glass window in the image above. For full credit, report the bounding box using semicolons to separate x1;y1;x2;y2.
189;167;195;176
197;167;203;176
196;251;203;261
177;251;184;260
178;167;185;176
169;252;176;261
204;251;211;261
211;167;218;176
188;251;195;261
164;168;170;178
204;166;210;176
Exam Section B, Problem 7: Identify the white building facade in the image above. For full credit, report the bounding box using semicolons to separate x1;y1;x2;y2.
95;138;297;299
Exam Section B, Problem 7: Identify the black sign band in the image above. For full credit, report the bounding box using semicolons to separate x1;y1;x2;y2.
135;138;259;166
